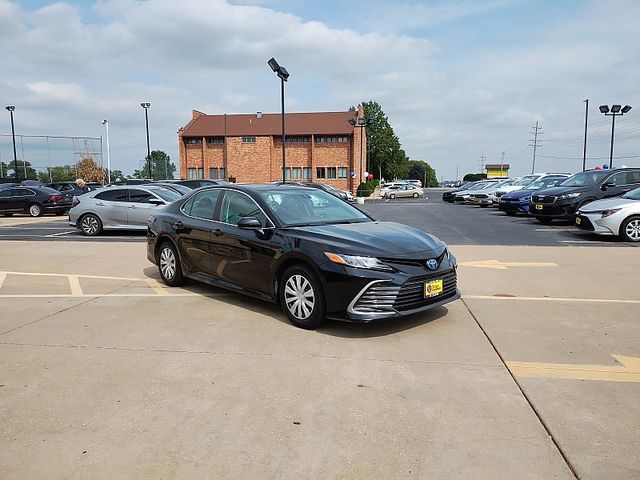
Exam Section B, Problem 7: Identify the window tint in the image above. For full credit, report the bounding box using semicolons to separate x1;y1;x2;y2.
626;171;640;184
129;189;155;203
220;191;268;226
606;172;627;186
11;188;35;197
95;189;129;202
0;190;11;198
188;190;221;220
148;187;180;202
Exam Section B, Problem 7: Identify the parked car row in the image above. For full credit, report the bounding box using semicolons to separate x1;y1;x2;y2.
441;167;640;242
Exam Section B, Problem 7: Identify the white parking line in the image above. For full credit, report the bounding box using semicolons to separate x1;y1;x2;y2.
45;231;75;237
0;272;6;290
68;275;83;296
535;228;577;232
464;295;640;304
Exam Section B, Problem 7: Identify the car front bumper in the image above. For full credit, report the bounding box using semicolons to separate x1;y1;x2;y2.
528;200;579;219
575;212;621;236
499;199;529;214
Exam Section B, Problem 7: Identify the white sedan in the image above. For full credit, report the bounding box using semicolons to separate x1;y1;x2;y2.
576;186;640;242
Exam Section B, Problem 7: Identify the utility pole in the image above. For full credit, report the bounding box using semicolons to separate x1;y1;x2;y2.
500;152;505;177
456;161;459;181
582;99;588;171
480;153;486;173
529;121;543;174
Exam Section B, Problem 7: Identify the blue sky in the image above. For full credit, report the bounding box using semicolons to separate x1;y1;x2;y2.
1;0;639;180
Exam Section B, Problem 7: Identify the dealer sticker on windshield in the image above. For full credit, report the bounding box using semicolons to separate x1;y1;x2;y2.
425;279;443;298
535;204;543;210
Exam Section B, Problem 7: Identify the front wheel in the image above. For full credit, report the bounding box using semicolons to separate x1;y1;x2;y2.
158;241;184;286
280;265;326;329
28;204;43;217
620;216;640;242
412;192;419;198
389;194;395;199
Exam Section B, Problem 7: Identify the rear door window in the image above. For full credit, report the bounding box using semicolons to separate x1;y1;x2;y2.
11;188;35;197
95;190;129;202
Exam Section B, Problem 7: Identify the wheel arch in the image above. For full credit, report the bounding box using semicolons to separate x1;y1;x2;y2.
273;253;324;303
619;214;640;240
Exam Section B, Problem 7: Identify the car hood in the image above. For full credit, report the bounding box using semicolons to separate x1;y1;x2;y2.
534;186;589;196
579;197;639;212
504;188;537;199
290;221;445;258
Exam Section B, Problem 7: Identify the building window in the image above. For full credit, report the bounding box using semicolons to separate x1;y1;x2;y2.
184;138;202;145
303;167;312;180
209;167;226;180
327;167;337;179
284;168;291;180
316;167;326;179
338;167;347;178
291;167;302;179
207;137;224;144
316;136;349;143
187;168;204;179
242;136;256;144
285;136;311;143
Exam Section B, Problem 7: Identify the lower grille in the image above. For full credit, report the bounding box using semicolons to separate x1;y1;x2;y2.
394;270;458;311
352;282;401;314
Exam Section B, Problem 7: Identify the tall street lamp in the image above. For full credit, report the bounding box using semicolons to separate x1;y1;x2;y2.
599;104;632;168
5;106;19;183
141;102;152;178
102;119;112;184
267;57;290;183
348;116;374;196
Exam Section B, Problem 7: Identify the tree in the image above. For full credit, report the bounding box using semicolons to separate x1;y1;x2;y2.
76;157;106;183
0;161;10;179
38;165;76;183
108;169;126;183
8;160;38;181
133;150;177;180
407;160;439;187
463;173;487;182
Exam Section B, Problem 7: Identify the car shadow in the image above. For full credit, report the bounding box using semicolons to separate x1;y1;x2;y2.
142;266;451;337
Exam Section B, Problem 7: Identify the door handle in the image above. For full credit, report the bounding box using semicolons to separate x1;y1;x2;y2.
213;228;223;236
95;202;105;206
128;205;136;209
171;221;184;230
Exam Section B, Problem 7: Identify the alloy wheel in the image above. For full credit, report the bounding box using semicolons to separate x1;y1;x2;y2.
625;219;640;241
284;274;315;320
81;215;100;235
160;247;176;280
29;204;42;217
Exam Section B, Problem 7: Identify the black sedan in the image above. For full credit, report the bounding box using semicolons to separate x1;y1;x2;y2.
147;184;459;329
0;186;71;217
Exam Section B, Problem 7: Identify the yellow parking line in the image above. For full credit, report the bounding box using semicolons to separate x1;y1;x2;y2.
68;275;83;296
144;278;171;296
0;293;201;298
0;272;6;290
465;295;640;304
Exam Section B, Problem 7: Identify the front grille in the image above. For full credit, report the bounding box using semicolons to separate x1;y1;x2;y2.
379;251;447;270
531;195;556;204
394;270;458;311
352;282;401;313
475;194;488;199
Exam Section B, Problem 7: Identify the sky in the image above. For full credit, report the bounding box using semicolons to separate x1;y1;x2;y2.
1;0;639;181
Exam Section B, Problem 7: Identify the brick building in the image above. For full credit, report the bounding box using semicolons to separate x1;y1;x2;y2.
178;107;368;193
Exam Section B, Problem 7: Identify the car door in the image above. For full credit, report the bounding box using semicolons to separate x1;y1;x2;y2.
92;189;129;227
126;188;166;228
175;189;222;278
0;189;13;213
211;190;278;297
10;187;37;212
601;172;630;199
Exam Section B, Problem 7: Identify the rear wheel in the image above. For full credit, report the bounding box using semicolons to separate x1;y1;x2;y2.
620;216;640;242
157;241;184;286
28;203;43;217
412;192;419;198
389;193;396;199
79;213;103;236
280;265;325;329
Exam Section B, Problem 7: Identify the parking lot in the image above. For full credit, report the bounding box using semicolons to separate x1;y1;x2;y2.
1;191;638;479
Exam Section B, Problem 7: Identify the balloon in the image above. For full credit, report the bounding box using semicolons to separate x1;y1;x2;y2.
594;165;602;170
367;173;374;180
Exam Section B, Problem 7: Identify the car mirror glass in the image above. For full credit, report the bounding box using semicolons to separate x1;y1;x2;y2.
237;217;262;230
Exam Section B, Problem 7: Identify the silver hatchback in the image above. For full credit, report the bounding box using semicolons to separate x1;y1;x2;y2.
69;185;181;235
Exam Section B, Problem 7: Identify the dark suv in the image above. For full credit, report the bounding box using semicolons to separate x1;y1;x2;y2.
528;168;640;223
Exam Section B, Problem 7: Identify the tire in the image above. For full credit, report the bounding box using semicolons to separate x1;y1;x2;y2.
157;241;184;286
620;216;640;242
28;203;43;217
279;264;326;329
412;192;419;198
79;213;103;236
536;217;553;224
389;194;395;199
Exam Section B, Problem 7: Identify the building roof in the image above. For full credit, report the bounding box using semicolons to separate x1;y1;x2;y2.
180;111;357;137
485;164;511;169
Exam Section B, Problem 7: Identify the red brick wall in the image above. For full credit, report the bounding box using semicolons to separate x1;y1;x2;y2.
226;136;272;183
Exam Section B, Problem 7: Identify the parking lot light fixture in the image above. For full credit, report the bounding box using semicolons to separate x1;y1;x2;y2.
141;102;151;179
600;103;632;168
102;120;111;184
349;114;375;196
267;57;289;183
5;106;19;183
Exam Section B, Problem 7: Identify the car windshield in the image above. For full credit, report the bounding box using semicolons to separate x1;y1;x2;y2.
148;187;181;202
477;182;497;190
528;178;563;190
260;188;369;227
622;186;640;200
513;176;539;186
560;171;610;187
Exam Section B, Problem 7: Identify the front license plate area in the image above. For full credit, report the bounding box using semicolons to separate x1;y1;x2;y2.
425;279;443;298
535;204;544;210
575;217;581;225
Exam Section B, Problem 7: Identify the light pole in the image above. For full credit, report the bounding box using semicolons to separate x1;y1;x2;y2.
102;120;111;184
267;58;290;184
141;102;151;178
599;104;632;168
582;99;588;171
348;116;375;196
5;106;19;183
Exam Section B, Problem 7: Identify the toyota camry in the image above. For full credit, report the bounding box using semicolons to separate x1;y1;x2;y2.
147;184;459;329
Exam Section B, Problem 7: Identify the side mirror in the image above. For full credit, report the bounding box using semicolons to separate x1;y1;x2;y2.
601;182;615;191
149;198;166;205
237;217;262;230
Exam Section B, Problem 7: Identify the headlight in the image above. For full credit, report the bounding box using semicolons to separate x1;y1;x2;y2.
600;208;621;218
521;196;530;202
558;192;581;200
324;252;393;271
